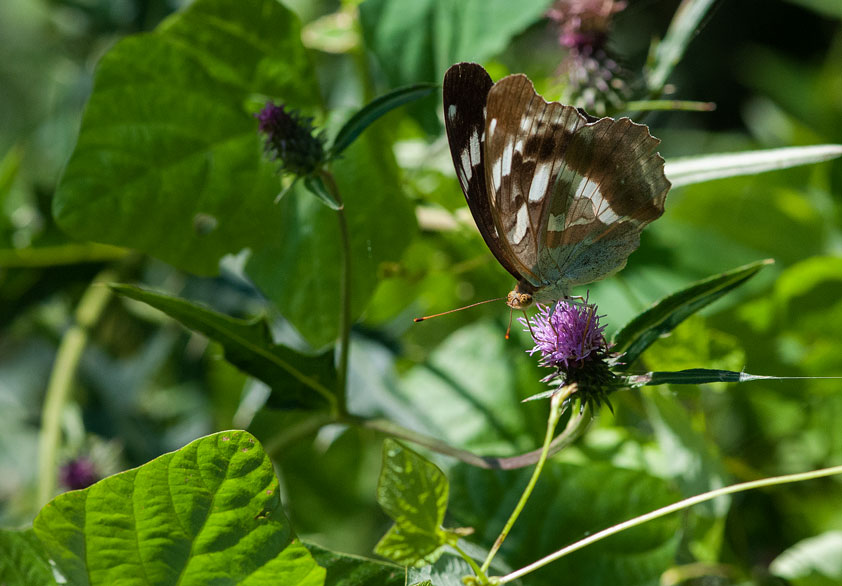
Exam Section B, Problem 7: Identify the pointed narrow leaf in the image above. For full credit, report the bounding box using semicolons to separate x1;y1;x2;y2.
374;439;450;567
0;529;55;586
303;174;342;210
665;144;842;188
646;0;717;91
329;84;437;157
629;368;781;386
111;284;337;410
612;259;773;369
33;431;326;585
770;531;842;585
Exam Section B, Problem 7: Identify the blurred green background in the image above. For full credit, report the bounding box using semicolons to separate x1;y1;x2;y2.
2;0;842;584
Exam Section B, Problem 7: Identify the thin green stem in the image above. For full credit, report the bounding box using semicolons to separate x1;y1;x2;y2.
624;99;715;113
497;464;842;584
480;386;574;574
320;169;350;416
344;408;589;470
37;269;117;507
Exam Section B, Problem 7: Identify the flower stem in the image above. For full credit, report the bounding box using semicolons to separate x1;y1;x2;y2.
319;169;350;416
480;385;575;574
496;463;842;584
37;269;117;507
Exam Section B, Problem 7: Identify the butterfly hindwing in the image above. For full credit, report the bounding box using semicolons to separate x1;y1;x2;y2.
538;116;670;294
443;63;523;281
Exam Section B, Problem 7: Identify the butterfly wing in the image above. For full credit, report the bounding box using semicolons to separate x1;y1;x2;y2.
485;73;670;299
443;63;523;282
535;116;671;298
483;73;589;289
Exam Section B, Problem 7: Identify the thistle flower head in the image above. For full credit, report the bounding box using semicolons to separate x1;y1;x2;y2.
256;102;326;176
520;297;617;410
60;456;99;490
547;0;630;115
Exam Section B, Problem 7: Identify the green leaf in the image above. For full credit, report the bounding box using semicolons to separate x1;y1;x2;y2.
33;430;326;585
783;0;842;19
770;531;842;586
53;0;319;275
111;284;337;411
611;259;773;370
0;529;56;586
629;368;790;386
665;144;842;188
246;124;417;348
645;0;718;92
303;174;342;210
303;542;405;586
374;439;450;567
329;83;437;157
359;0;553;130
449;461;681;586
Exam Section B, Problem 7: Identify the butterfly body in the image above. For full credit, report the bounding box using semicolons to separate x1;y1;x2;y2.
443;63;670;309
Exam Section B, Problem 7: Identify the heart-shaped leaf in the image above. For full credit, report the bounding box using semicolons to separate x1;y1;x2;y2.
33;430;325;585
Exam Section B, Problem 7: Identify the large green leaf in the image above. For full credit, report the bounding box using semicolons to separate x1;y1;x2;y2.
611;259;773;369
449;461;681;586
303;542;405;586
112;284;337;411
374;439;450;567
360;0;553;86
359;0;553;130
0;529;55;586
53;0;319;275
33;430;326;586
246;125;417;348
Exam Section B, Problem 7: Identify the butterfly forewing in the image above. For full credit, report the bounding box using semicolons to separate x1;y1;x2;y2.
483;74;588;289
443;63;523;282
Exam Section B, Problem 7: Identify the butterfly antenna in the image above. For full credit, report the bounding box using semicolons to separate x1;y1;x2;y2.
414;297;506;322
505;306;514;339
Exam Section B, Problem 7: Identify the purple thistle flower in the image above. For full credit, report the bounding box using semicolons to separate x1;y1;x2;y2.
256;102;326;176
60;456;99;490
547;0;630;115
520;297;617;410
522;299;607;368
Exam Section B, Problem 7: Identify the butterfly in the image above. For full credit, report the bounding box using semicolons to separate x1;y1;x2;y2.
443;62;671;310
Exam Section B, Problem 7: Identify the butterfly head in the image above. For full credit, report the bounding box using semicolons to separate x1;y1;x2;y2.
506;282;535;310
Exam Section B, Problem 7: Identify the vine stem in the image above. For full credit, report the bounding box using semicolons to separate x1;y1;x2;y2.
480;385;575;575
496;463;842;584
319;169;350;415
344;406;590;470
37;269;117;506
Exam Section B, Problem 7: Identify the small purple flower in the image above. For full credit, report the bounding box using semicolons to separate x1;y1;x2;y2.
256;102;326;176
60;457;99;490
520;297;617;409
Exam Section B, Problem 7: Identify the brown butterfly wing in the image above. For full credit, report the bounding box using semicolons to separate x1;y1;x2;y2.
443;63;523;282
483;73;589;288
